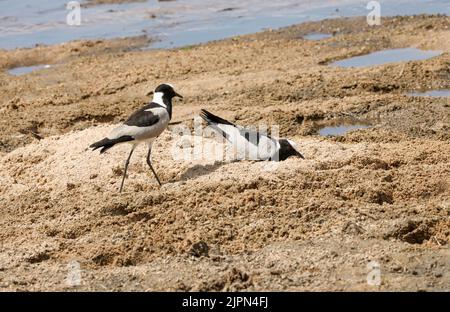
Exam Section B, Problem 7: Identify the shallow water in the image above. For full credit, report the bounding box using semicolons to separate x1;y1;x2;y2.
408;89;450;97
8;64;51;76
303;33;332;41
318;124;370;136
0;0;449;50
331;48;442;68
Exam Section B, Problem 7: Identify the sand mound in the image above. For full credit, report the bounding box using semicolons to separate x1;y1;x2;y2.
0;124;364;198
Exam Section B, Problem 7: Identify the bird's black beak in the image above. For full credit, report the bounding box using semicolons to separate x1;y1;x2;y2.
174;92;183;99
296;151;305;159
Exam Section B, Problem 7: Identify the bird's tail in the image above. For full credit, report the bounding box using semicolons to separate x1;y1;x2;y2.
200;109;235;126
90;136;134;154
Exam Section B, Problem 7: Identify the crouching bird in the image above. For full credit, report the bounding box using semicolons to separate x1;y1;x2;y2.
200;109;304;161
90;83;183;192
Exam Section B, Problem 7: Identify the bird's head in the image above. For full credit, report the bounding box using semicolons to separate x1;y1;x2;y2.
154;83;183;100
278;139;305;161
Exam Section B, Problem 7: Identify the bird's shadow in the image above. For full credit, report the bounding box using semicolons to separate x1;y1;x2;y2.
178;161;230;182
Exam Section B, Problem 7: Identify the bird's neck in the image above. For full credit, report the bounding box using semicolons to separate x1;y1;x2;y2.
153;92;172;119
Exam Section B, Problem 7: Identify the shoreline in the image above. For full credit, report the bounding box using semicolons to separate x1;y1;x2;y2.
1;0;448;51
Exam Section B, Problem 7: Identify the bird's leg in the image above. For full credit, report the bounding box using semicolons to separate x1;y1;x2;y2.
146;145;162;186
119;146;135;193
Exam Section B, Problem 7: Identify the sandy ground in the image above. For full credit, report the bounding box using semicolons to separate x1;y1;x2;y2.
0;15;449;291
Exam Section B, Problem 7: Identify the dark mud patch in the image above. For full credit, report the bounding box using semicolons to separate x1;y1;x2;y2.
384;218;441;244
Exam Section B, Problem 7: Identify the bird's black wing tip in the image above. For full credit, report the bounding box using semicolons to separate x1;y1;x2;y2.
199;109;209;117
200;109;209;114
199;109;211;123
199;109;234;126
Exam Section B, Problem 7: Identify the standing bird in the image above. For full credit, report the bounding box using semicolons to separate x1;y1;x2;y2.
90;83;183;192
200;109;304;161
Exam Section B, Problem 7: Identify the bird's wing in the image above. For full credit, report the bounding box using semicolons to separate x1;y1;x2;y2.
200;109;264;145
223;126;277;160
124;103;161;128
237;126;267;147
200;109;277;160
107;103;169;141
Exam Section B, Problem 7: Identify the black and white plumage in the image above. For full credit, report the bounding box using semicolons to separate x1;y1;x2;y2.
200;109;304;161
90;83;182;192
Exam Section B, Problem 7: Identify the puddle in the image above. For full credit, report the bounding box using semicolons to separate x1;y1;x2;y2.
8;64;51;76
0;0;449;50
408;89;450;97
331;48;442;68
303;33;332;40
318;124;370;136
